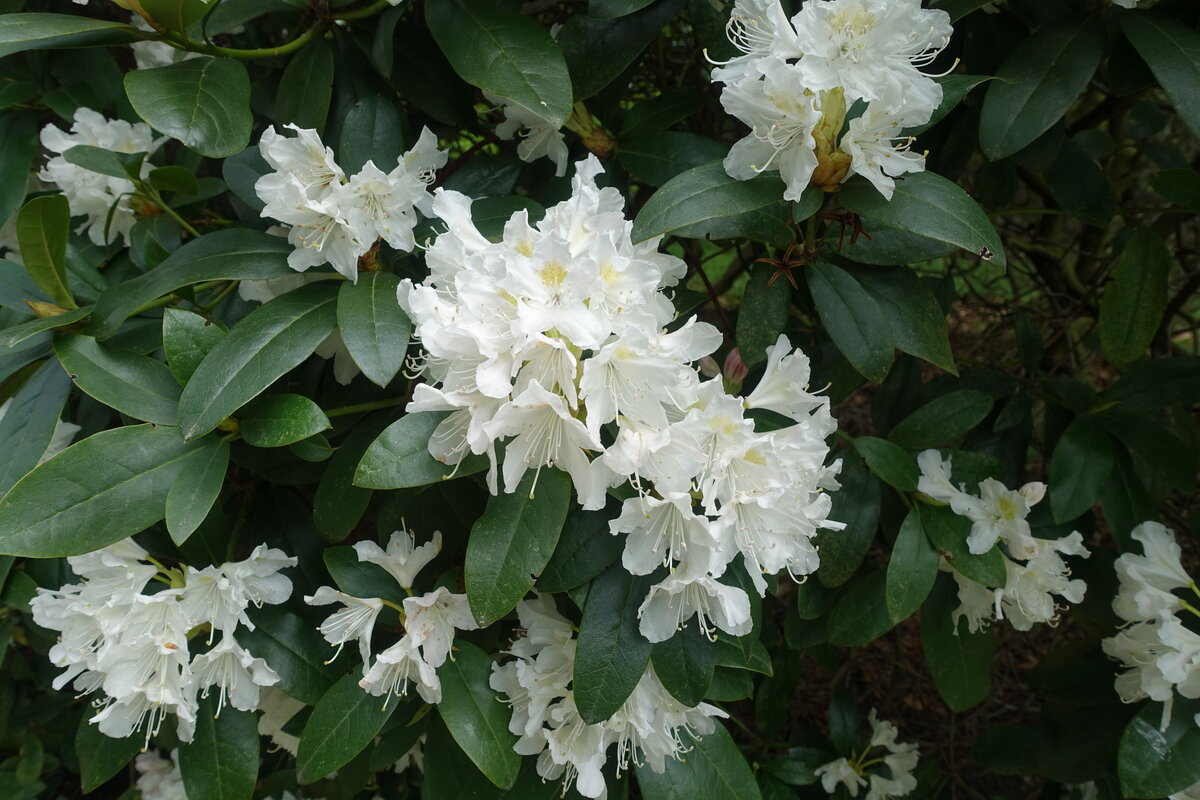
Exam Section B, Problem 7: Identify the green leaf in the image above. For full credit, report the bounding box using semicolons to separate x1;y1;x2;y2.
240;605;338;706
92;229;292;339
0;307;92;349
840;171;1006;268
573;562;653;724
906;74;994;135
736;264;790;369
1049;415;1115;524
337;273;410;389
297;674;396;784
353;411;489;489
124;57;252;158
426;0;572;127
313;416;390;542
178;282;337;440
240;394;331;448
589;0;655;18
1100;229;1171;364
465;469;571;626
323;546;407;605
920;574;994;712
178;695;259;800
472;195;546;240
922;506;1006;589
715;633;774;676
537;504;624;592
0;14;139;59
888;389;995;451
0;359;71;496
0;113;38;229
818;457;881;588
848;265;956;374
978;15;1106;159
61;145;145;180
149;165;199;195
138;0;214;36
338;93;407;179
54;335;181;425
652;627;715;707
632;162;791;246
437;641;522;790
636;723;762;800
0;424;203;557
1044;136;1116;227
275;40;333;133
616;131;727;187
1120;13;1200;140
163;308;226;386
557;0;682;100
1150;168;1200;210
423;717;556;800
886;507;939;624
806;260;893;383
1119;698;1200;798
619;88;704;138
165;436;228;545
16;195;73;309
75;714;141;793
826;569;895;647
854;436;919;492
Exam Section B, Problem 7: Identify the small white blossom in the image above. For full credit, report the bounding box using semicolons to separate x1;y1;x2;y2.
353;528;442;590
485;91;568;177
304;586;384;666
135;750;187;800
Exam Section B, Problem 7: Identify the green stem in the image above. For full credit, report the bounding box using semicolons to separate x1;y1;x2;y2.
128;279;226;317
201;280;239;312
333;0;394;20
325;398;404;418
138;183;202;238
160;20;324;61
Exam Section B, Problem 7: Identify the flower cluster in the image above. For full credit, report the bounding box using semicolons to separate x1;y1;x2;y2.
400;155;843;643
489;595;727;799
254;124;447;281
814;709;919;799
29;540;297;744
39;108;162;245
710;0;953;200
304;527;477;704
917;450;1090;633
1102;522;1200;732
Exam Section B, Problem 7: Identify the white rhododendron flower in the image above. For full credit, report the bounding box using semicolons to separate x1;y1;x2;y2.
255;124;447;281
39;108;163;245
401;156;843;641
135;750;187;800
29;540;296;744
130;15;198;70
814;709;918;799
1103;522;1200;731
485;91;569;177
489;596;728;799
711;0;952;200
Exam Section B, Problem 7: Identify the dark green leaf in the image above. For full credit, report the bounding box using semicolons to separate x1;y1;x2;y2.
0;113;38;229
240;604;338;706
652;627;715;706
426;0;572;127
1100;229;1171;364
818;457;881;588
240;393;331;448
1049;415;1115;524
1044;136;1116;227
423;717;557;800
353;411;489;489
574;562;653;724
139;0;215;36
472;195;546;240
590;0;655;18
1119;697;1200;798
324;546;407;605
617;131;727;187
886;507;939;623
61;145;144;180
275;41;333;133
848;265;956;373
297;674;396;784
854;436;919;492
338;94;406;176
437;640;522;789
619;88;704;138
0;307;92;349
0;13;139;59
1120;13;1200;140
16;195;73;309
907;74;994;135
978;15;1106;159
75;714;141;793
806;260;893;382
557;0;682;100
715;634;774;676
636;723;762;800
1149;168;1200;210
922;506;1006;589
736;264;790;369
337;272;410;388
54;335;181;425
537;504;624;592
165;436;228;545
826;569;895;646
124;57;252;158
466;469;571;626
313;416;390;542
0;359;71;497
888;389;994;451
178;282;337;440
840;171;1006;268
162;308;226;386
178;695;259;800
921;574;993;711
149;165;199;195
0;424;203;557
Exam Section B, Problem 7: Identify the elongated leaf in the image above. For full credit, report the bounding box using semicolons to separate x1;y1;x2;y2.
140;0;214;37
715;633;774;676
1049;415;1114;524
354;411;488;489
1119;697;1200;798
465;469;571;626
0;13;139;59
573;562;653;724
827;569;894;646
0;359;71;496
0;113;37;230
337;272;410;388
0;424;203;557
886;508;939;623
888;389;994;451
1100;229;1171;364
557;0;683;100
54;335;181;425
178;696;258;800
907;74;994;135
92;229;292;338
633;162;791;246
165;436;228;544
0;306;92;349
297;674;396;784
806;260;893;382
423;717;556;800
124;57;252;158
537;504;623;592
652;627;716;707
818;457;881;588
437;641;522;790
338;94;406;175
854;436;918;492
849;265;956;374
16;195;73;309
163;308;226;386
62;145;144;180
240;393;331;448
637;724;762;800
178;282;337;440
978;15;1106;159
840;171;1006;268
240;605;338;706
736;265;789;369
617;131;727;187
324;546;408;605
75;714;141;793
923;506;1006;588
921;574;994;712
275;40;333;133
1120;13;1200;140
313;415;390;542
426;0;572;127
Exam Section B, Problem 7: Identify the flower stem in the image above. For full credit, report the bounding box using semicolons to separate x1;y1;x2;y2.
325;398;404;418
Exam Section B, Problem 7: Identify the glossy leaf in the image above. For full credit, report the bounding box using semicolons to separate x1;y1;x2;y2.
354;411;488;489
557;0;682;100
652;627;716;707
0;13;139;59
923;506;1006;589
75;715;141;793
178;695;259;800
854;435;918;492
297;674;396;784
573;562;653;724
0;113;38;229
437;641;522;789
1049;415;1115;524
537;504;624;592
124;57;252;157
921;574;994;712
275;40;333;133
162;308;226;386
16;195;73;309
1100;229;1171;364
240;394;331;448
888;390;994;451
826;569;894;647
1120;13;1200;140
337;272;410;388
886;508;939;623
165;436;229;544
849;265;956;374
54;335;181;425
240;605;338;706
1119;698;1200;798
636;723;762;800
0;307;92;349
806;260;893;382
737;265;790;369
0;358;71;497
818;457;881;588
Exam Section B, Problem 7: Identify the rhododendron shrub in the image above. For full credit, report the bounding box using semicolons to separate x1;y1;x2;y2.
0;0;1195;799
